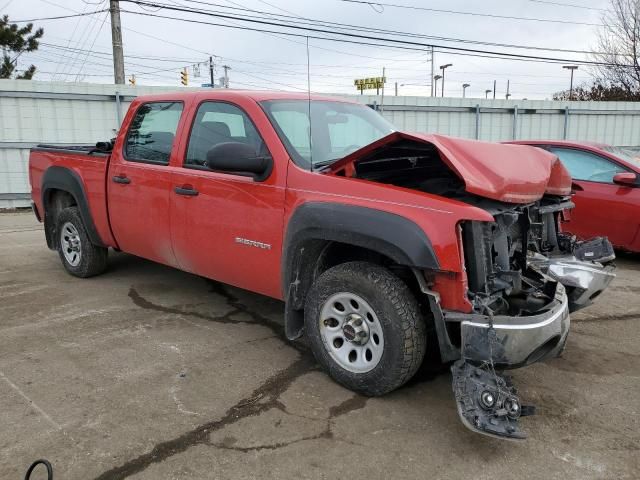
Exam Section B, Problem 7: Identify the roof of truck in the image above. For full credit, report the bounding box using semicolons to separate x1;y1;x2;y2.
133;89;354;104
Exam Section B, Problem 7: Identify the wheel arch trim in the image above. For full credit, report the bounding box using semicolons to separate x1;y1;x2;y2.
41;166;105;248
281;202;440;339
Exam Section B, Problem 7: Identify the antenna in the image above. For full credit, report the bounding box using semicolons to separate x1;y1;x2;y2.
306;36;313;170
380;66;386;113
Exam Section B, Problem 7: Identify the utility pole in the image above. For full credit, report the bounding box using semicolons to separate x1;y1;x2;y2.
462;83;470;98
222;65;231;88
563;65;578;100
109;0;125;84
395;81;398;96
493;80;496;99
430;46;435;97
505;80;511;100
209;56;214;88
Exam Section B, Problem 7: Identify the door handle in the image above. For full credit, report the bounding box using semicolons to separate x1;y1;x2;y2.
174;186;199;196
571;181;583;193
112;175;131;184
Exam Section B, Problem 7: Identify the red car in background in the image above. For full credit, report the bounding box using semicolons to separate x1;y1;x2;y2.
510;140;640;253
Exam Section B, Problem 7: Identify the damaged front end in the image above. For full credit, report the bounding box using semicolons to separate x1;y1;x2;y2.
328;131;616;440
446;197;615;439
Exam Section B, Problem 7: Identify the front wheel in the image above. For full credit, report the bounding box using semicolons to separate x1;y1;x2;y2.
56;206;108;278
304;261;426;396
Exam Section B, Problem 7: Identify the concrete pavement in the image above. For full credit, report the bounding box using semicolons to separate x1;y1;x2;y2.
1;211;638;479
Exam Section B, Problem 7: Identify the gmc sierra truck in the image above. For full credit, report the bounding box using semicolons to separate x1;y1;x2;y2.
29;90;615;439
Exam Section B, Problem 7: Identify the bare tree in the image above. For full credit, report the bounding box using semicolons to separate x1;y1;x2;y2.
553;82;639;101
593;0;640;97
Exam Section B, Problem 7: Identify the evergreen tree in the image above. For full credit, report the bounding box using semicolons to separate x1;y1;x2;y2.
0;15;44;79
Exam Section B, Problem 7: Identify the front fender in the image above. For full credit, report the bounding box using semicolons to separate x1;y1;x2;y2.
281;202;440;340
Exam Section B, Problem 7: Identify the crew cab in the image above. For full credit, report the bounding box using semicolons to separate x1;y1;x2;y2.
29;91;615;439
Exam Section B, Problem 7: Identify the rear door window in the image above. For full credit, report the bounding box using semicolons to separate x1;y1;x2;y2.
125;101;183;165
549;147;627;183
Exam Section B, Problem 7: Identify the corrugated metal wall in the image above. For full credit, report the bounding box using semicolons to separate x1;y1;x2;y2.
360;95;640;145
2;80;640;208
0;80;198;208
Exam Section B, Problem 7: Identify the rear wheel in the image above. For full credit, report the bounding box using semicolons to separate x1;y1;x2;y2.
56;207;107;278
304;261;426;396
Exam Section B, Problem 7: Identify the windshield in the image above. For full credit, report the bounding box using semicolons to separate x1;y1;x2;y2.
260;100;394;168
600;145;640;169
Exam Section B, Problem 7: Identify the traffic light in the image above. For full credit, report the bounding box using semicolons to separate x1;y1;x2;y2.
128;74;136;85
180;68;188;86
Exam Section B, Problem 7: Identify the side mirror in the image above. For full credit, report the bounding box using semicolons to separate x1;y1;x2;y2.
206;142;272;181
612;172;637;186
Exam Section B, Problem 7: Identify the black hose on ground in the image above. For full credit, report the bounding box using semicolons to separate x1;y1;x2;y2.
24;459;53;480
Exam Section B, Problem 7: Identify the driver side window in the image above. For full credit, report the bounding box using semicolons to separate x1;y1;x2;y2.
549;147;627;183
185;102;265;167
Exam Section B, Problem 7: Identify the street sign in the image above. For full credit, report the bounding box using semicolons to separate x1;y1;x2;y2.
201;83;213;87
354;76;386;92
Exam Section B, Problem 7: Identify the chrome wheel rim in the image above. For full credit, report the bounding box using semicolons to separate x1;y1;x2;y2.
60;222;82;267
318;292;384;373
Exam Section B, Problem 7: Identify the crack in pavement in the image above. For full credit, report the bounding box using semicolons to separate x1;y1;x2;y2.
209;394;370;453
573;312;640;323
94;283;320;479
128;282;306;355
94;354;316;480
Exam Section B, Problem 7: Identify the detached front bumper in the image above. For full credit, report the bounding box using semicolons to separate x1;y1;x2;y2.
448;286;569;440
446;284;570;368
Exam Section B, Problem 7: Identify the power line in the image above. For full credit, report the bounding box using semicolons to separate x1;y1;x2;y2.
119;1;632;68
60;5;105;80
38;0;215;57
23;0;602;96
75;10;111;81
177;0;431;62
37;39;592;85
253;0;305;18
31;44;202;77
40;42;202;63
51;2;92;80
11;10;109;22
527;0;606;10
176;0;603;55
335;0;603;26
233;68;307;91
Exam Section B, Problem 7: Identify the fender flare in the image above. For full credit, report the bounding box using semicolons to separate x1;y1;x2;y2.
41;166;105;247
281;202;440;339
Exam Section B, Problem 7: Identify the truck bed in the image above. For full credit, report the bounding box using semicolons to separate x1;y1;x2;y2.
29;145;116;249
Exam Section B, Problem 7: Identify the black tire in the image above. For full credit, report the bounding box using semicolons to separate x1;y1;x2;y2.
304;261;426;396
56;206;108;278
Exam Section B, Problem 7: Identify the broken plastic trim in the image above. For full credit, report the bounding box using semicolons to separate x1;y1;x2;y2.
529;245;616;313
546;261;615;312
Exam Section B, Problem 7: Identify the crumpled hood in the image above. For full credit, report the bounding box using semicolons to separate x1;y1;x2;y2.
329;132;570;203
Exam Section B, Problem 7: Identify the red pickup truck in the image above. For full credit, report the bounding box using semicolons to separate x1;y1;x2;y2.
29;90;615;439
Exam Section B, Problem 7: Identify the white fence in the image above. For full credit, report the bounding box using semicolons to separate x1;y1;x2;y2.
2;79;640;208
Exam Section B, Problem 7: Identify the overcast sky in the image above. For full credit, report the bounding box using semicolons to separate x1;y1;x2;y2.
3;0;611;99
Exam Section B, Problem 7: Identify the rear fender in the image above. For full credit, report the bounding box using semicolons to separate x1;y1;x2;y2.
41;166;105;249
